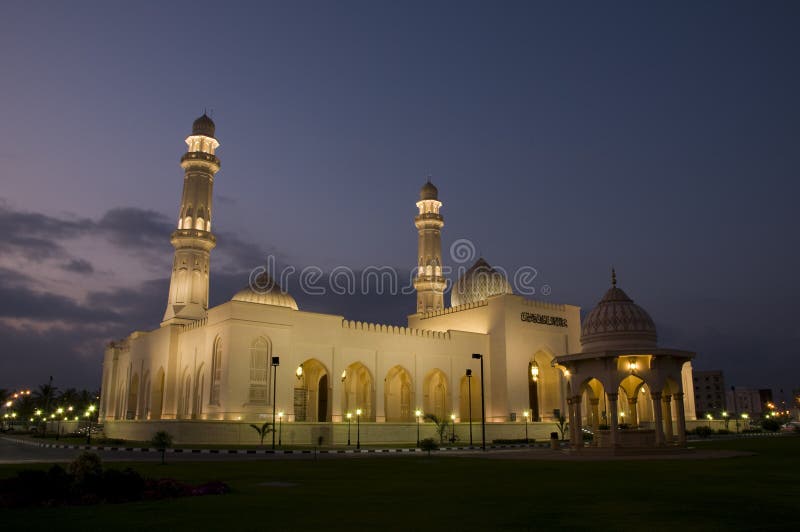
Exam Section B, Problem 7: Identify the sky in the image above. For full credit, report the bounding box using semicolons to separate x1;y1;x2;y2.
0;1;798;399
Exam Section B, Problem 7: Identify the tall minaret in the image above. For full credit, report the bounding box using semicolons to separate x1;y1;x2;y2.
413;179;446;313
163;114;220;323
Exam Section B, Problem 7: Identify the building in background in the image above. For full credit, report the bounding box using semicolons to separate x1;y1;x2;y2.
726;386;762;416
693;370;726;417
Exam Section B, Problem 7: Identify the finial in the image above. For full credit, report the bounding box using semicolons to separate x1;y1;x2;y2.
611;267;617;287
427;174;432;184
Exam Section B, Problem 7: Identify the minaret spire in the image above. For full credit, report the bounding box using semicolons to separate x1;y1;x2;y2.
413;179;446;314
163;114;221;323
611;267;617;287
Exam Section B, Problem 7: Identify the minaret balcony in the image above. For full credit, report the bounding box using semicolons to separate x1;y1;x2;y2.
180;151;221;169
170;228;217;249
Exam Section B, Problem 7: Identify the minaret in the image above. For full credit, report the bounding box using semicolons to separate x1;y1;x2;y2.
413;179;446;313
163;114;220;322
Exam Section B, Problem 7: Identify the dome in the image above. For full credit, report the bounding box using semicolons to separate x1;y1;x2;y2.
192;113;216;138
450;258;513;307
580;270;657;352
420;180;438;201
231;272;298;310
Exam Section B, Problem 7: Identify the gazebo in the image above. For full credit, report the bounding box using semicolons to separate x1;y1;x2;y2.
554;270;694;449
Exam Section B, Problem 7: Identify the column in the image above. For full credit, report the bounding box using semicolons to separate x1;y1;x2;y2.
663;395;674;443
566;397;575;445
607;393;619;447
674;392;687;445
590;398;601;434
628;397;639;426
651;392;664;446
573;396;583;449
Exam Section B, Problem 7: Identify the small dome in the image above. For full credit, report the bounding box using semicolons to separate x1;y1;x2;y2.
192;113;216;138
231;272;298;310
420;180;438;201
580;270;657;352
450;258;513;307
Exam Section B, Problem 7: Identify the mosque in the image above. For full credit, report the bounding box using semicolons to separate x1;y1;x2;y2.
99;115;697;447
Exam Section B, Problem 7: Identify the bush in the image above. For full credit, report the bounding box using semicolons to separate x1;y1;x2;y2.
419;438;438;456
694;426;713;438
716;429;731;435
762;418;781;432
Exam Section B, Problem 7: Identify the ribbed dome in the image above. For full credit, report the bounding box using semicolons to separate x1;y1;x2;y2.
580;271;657;352
450;258;513;307
231;272;298;310
420;180;438;201
192;113;216;138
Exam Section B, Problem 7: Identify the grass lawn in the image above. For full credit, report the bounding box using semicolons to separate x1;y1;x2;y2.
1;436;798;531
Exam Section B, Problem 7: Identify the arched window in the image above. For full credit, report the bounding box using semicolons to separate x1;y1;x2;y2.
249;337;270;404
209;337;222;405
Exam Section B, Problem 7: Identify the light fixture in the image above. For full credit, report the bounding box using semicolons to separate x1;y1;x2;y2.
341;370;347;382
296;364;303;379
722;411;728;417
523;411;530;419
706;413;713;420
415;409;422;417
356;408;362;416
278;411;284;419
530;361;539;382
564;370;570;377
346;412;352;419
450;413;456;421
628;359;637;372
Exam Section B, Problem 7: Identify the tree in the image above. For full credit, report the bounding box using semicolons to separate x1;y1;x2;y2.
33;382;59;411
249;422;274;447
424;414;450;444
555;414;569;441
151;431;173;465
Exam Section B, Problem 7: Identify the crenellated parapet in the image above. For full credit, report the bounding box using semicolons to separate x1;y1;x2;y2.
341;319;452;340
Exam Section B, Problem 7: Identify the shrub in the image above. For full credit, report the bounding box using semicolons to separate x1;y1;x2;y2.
419;438;438;456
151;431;174;465
694;426;713;438
762;418;781;432
716;429;731;435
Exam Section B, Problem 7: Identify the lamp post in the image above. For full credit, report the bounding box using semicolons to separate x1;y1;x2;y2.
356;408;362;449
271;356;280;449
86;405;96;445
722;411;729;431
466;369;473;447
415;409;422;446
523;410;530;444
450;413;456;444
472;353;486;451
278;411;284;447
346;412;352;445
530;361;540;421
56;407;64;440
706;413;713;428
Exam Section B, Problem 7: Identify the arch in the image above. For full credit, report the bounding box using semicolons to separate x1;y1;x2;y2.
578;377;607;431
150;367;165;420
294;358;330;422
127;373;139;420
528;350;563;421
384;365;413;422
342;362;374;421
459;373;482;422
423;369;450;420
248;337;271;404
193;364;205;420
209;336;222;405
142;371;151;420
179;369;192;419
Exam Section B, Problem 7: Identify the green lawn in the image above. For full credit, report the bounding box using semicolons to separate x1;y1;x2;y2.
2;437;799;531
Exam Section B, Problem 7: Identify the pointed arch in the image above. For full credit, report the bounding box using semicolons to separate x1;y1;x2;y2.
209;336;222;405
127;373;139;420
248;336;272;404
423;369;450;420
342;362;374;421
295;358;330;422
150;367;165;420
384;365;413;422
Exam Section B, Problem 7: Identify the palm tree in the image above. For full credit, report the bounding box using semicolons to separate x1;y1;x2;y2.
34;382;59;412
249;422;274;447
424;414;451;444
151;431;173;465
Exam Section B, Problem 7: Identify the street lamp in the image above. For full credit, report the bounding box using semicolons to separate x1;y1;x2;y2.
346;412;352;445
472;353;486;451
523;410;530;444
86;405;96;445
356;408;362;449
450;413;456;443
466;369;473;447
722;411;729;431
530;361;540;421
278;411;284;447
706;413;713;428
56;407;64;440
415;409;422;446
271;356;280;450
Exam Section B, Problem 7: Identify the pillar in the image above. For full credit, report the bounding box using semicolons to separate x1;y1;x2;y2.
674;392;687;445
573;395;583;449
663;395;674;442
590;398;601;434
628;397;639;426
607;393;619;447
651;391;664;446
566;397;575;445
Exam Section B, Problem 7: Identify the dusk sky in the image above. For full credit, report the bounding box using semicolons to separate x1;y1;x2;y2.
1;1;798;397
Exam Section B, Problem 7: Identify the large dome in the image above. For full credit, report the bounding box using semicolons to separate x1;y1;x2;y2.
450;258;513;307
231;272;298;310
580;270;657;352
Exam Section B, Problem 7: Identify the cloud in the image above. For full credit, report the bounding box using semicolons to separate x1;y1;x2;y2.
61;258;95;274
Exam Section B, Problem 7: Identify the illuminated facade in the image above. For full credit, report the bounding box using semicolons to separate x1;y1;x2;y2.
100;116;697;445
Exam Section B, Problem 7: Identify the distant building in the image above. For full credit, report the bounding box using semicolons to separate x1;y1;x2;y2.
793;389;800;421
726;387;762;416
758;389;774;412
692;370;727;417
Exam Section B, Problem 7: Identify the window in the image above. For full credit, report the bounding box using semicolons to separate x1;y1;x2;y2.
209;337;222;405
249;337;270;403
